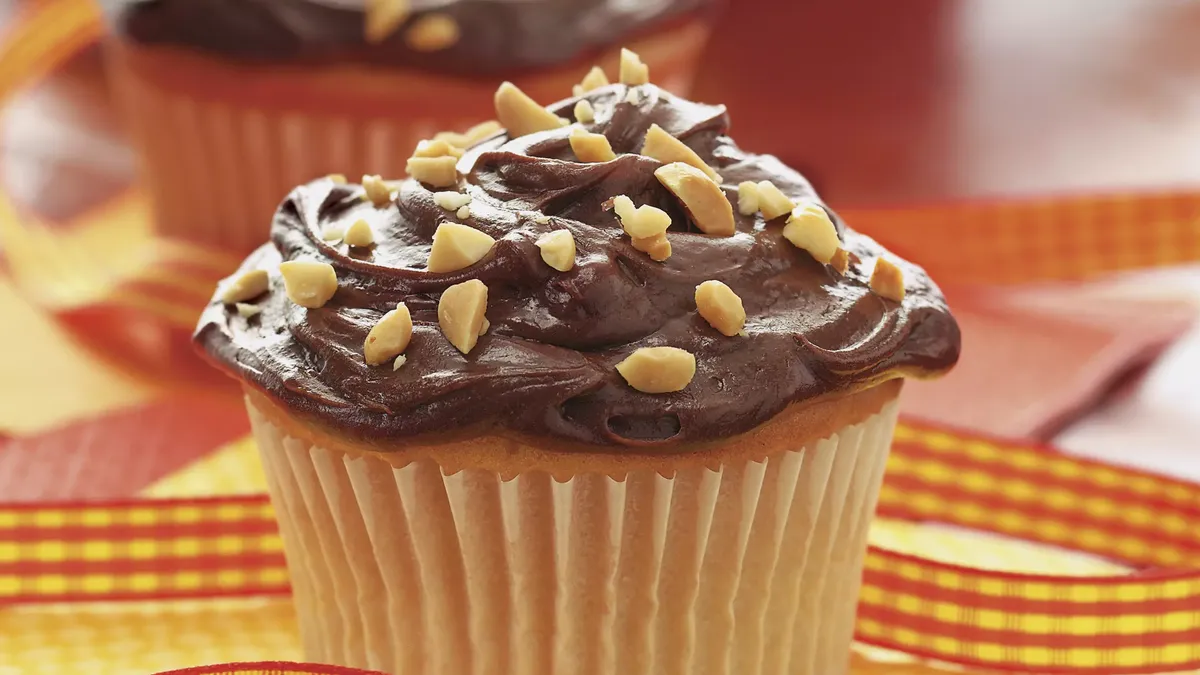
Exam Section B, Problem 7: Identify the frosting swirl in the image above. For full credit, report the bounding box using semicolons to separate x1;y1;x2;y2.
195;83;960;449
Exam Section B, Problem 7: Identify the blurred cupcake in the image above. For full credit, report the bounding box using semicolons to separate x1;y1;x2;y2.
104;0;717;253
195;51;959;675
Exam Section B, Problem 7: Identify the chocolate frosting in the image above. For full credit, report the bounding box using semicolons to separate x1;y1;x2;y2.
106;0;715;74
195;83;960;449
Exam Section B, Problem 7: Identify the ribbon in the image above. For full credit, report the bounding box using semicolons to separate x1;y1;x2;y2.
2;0;1200;673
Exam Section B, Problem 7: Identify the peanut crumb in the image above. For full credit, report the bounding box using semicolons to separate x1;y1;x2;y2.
612;194;671;239
344;219;375;248
220;269;270;304
393;354;407;371
616;346;695;393
624;88;641;105
432;120;502;149
632;233;672;262
575;66;610;95
574;99;596;124
327;173;347;184
755;180;795;220
737;181;760;216
831;248;850;275
654;163;735;236
279;260;338;309
456;204;472;219
427;222;496;273
479;317;490;336
235;303;262;319
438;279;488;354
433;191;472;211
695;280;746;337
321;225;346;242
641;124;720;181
406;156;459;188
535;229;576;272
404;12;460;51
413;138;464;159
870;258;906;302
494;82;569;137
782;202;839;264
362;174;394;206
533;214;551;225
364;0;410;44
619;48;650;86
364;302;413;366
569;127;617;163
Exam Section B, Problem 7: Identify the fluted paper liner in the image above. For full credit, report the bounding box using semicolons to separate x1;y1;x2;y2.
248;398;899;675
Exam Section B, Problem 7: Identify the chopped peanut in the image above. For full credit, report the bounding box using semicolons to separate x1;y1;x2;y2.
619;48;650;86
632;233;672;261
755;180;795;220
413;138;464;159
344;219;375;248
641;124;720;182
574;99;596;124
364;302;413;366
695;280;746;337
616;346;695;393
327;173;347;184
569;127;617;163
479;318;490;336
362;174;394;207
404;12;460;51
831;248;850;275
321;225;346;242
427;222;496;273
737;181;760;216
870;258;906;302
456;205;472;219
654;163;735;236
432;120;502;149
406;156;458;188
494;82;569;137
624;88;641;105
532;214;551;225
393;354;407;371
782;202;839;264
438;279;488;354
236;303;262;318
279;261;338;309
612;195;671;239
574;66;610;96
220;269;270;304
433;191;472;211
536;230;576;271
364;0;410;44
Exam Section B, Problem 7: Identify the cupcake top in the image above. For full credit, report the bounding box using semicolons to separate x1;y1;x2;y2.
106;0;715;74
195;51;960;449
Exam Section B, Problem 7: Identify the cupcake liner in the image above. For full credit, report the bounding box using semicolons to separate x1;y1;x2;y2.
247;396;899;675
107;23;709;255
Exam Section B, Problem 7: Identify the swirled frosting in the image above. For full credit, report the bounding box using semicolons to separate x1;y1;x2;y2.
106;0;714;74
195;83;960;449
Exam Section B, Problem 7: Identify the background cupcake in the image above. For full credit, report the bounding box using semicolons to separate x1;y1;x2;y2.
195;52;959;675
103;0;717;253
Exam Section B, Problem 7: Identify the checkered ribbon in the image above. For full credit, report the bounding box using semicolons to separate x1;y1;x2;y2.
3;1;1200;674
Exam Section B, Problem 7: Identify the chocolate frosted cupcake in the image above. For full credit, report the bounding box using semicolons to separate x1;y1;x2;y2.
104;0;716;253
196;51;959;675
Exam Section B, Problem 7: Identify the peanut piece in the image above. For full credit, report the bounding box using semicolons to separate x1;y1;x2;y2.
364;302;413;366
574;66;610;96
365;0;410;44
219;269;270;304
279;260;338;309
569;127;616;163
406;156;458;188
624;88;641;105
438;279;488;354
641;124;721;182
574;99;596;124
432;120;502;149
413;138;464;159
755;180;795;220
619;48;649;85
456;205;472;219
433;191;472;211
479;317;490;336
393;354;407;371
235;303;262;319
535;230;576;271
695;280;746;337
532;214;551;225
494;82;568;137
427;222;496;273
344;219;375;248
362;174;395;207
782;202;839;264
404;12;460;51
612;195;671;239
327;173;347;184
737;181;760;216
870;258;906;302
654;163;735;236
632;233;672;261
831;248;850;275
616;346;695;393
321;224;346;242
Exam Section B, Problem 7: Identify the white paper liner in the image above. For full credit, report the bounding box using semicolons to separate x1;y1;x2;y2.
248;398;898;675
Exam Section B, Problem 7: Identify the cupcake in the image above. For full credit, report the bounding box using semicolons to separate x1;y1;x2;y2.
104;0;717;253
195;50;959;675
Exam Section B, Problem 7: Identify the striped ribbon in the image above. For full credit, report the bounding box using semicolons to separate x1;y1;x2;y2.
2;0;1200;673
